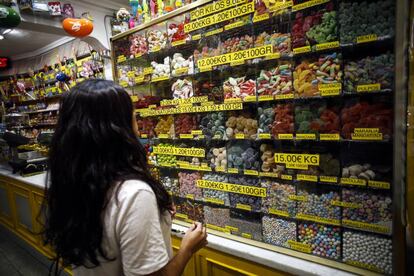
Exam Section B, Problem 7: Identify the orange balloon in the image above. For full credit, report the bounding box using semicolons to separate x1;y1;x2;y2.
62;18;93;37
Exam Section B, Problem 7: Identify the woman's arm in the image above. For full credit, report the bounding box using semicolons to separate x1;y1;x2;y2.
149;222;208;276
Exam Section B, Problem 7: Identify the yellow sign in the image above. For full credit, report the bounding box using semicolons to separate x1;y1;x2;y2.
228;168;239;174
356;34;378;44
269;208;290;217
204;197;225;205
356;83;381;93
130;95;138;102
331;200;362;209
127;71;135;78
288;195;307;201
150;45;161;52
292;0;330;11
258;95;275;102
151;75;169;83
235;133;245;139
296;133;316;140
205;28;223;37
171;39;186;47
281;174;293;181
135;53;142;58
225;225;239;232
119;81;128;88
258;133;271;139
192;34;202;41
340;177;366;186
236;204;252;211
215;166;226;172
253;13;270;23
315;41;340;51
351;128;383;140
293;46;311;54
117;55;126;63
241;233;252;239
153;146;205;157
275;93;294;100
206;224;231;233
278;134;294;140
342;220;390;234
180;134;194;139
368;180;391;189
135;76;145;84
199;66;212;72
287;240;311;253
296;213;341;226
191;130;203;135
160;96;208;106
296;174;318;182
320;133;340;141
244;170;259;176
319;83;342;96
319;176;338;183
198;45;272;68
224;20;246;31
275;153;319;171
196;180;267;197
190;0;248;20
140;134;148;138
138;102;243;117
265;52;281;60
175;213;188;219
259;172;279;178
174;67;189;75
185;2;255;33
143;67;154;75
186;194;195;199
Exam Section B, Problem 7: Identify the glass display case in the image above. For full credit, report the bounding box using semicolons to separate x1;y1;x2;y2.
111;0;407;274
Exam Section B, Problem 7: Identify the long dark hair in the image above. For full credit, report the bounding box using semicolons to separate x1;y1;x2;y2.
43;79;171;269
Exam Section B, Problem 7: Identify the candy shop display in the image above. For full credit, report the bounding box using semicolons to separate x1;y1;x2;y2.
227;141;259;171
151;57;171;78
293;53;342;98
223;77;256;101
271;103;295;137
257;63;293;97
129;32;148;57
225;113;258;140
292;2;337;49
228;210;262;241
294;100;341;135
179;171;203;199
298;222;341;260
344;53;394;93
342;189;392;231
202;173;230;206
174;114;198;135
204;205;231;228
112;0;401;273
171;53;194;76
262;216;296;247
343;231;392;274
254;32;291;57
199;112;227;140
147;29;168;52
297;187;341;221
154;115;175;137
206;146;227;170
339;0;395;44
261;181;296;216
228;176;261;212
341;98;393;140
172;78;193;99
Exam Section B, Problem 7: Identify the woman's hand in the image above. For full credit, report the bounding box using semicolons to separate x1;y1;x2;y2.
180;222;208;254
169;203;176;219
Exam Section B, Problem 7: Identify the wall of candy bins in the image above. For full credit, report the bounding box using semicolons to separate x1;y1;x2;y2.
113;0;397;274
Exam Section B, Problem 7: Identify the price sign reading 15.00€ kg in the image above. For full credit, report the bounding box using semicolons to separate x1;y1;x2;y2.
274;153;320;170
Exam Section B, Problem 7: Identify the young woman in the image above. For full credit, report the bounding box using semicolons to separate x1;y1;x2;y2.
43;79;207;276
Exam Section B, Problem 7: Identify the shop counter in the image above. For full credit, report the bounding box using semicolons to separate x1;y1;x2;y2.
0;168;352;276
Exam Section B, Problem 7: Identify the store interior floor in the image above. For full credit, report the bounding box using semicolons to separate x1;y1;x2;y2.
0;225;69;276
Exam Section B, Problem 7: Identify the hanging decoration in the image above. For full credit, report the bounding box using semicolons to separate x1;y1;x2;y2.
62;17;93;37
0;4;21;28
129;0;139;17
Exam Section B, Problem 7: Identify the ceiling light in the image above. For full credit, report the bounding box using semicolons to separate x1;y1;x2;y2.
0;35;4;40
2;29;11;35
